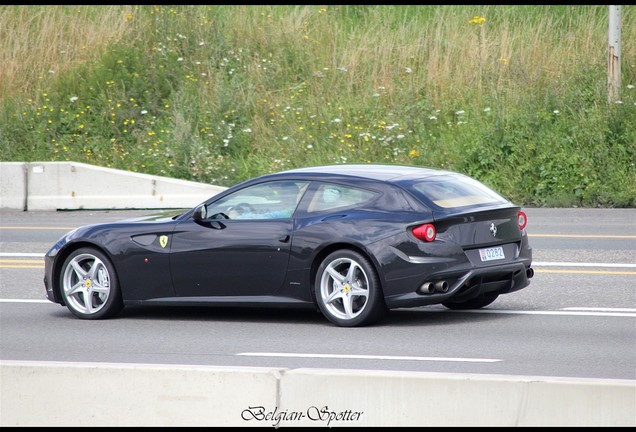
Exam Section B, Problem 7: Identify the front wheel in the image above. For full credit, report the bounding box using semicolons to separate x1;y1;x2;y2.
59;247;124;319
314;250;387;327
442;292;499;310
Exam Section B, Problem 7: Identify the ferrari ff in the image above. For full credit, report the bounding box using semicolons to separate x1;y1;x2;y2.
43;164;533;327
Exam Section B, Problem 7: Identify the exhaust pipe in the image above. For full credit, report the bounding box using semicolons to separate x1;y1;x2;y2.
419;280;449;294
418;282;435;294
526;267;534;279
433;280;449;293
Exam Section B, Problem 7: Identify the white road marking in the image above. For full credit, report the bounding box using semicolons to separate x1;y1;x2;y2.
533;261;636;268
563;307;636;312
237;352;501;363
0;299;50;303
439;309;636;318
2;253;634;269
1;300;634;317
1;252;634;269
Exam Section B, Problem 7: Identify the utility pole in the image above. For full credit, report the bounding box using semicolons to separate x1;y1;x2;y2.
608;5;621;103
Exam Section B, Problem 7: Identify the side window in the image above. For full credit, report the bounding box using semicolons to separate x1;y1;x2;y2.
204;181;309;220
307;183;376;213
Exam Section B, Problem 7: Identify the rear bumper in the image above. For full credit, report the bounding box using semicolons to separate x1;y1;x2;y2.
384;261;533;309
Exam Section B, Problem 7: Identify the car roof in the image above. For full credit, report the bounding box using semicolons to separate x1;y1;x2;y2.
278;164;455;183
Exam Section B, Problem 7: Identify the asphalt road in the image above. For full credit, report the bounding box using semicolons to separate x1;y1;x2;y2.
1;207;634;380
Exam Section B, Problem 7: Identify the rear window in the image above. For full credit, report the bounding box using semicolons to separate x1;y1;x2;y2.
408;174;508;209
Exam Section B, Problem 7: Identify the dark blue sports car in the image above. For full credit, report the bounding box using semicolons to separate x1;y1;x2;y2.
44;164;533;327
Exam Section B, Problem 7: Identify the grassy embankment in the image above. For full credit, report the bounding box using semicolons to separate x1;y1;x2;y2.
0;5;634;207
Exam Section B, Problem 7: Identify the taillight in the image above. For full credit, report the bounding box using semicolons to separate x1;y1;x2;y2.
412;223;436;242
517;211;527;230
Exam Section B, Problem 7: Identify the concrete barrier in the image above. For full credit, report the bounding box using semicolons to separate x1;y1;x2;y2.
0;162;226;210
278;368;636;427
0;162;27;210
0;361;282;427
1;360;634;426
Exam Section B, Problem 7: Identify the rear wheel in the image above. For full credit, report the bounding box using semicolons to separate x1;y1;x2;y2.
315;250;387;327
59;247;124;319
442;292;499;310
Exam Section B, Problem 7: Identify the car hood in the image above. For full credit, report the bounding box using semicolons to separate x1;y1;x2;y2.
45;209;187;258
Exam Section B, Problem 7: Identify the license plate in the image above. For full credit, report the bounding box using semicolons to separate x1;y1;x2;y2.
479;246;505;262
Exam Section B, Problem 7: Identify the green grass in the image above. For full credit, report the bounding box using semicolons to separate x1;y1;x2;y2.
1;5;634;207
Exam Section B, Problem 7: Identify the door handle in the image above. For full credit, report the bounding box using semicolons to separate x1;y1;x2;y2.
279;234;290;243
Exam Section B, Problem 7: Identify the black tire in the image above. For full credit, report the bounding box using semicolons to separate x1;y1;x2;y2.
442;292;499;310
314;249;387;327
59;247;124;319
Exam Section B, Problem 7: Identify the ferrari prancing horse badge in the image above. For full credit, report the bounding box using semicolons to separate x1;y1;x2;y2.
159;235;168;248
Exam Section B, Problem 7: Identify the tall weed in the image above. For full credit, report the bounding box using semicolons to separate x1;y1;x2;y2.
0;5;633;206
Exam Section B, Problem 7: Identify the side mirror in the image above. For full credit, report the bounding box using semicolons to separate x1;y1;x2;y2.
192;204;206;222
192;204;226;230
